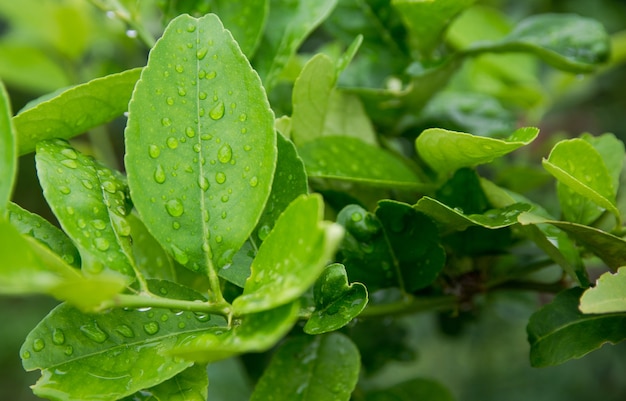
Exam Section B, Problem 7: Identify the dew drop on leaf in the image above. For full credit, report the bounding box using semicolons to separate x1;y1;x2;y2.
351;212;363;222
115;324;135;338
221;195;229;203
61;159;78;169
199;92;208;100
215;172;226;184
217;144;232;163
21;351;31;360
59;186;71;195
60;148;78;160
249;176;258;187
258;225;271;241
143;321;160;335
161;117;172;127
94;238;110;251
81;179;94;189
166;137;179;149
239;113;247;122
101;181;117;194
171;244;189;265
206;71;217;79
194;312;211;322
185;127;196;138
198;176;210;191
165;198;184;217
175;65;184;73
33;338;45;352
52;328;66;345
166;96;174;105
196;47;208;60
64;345;73;356
154;164;166;184
91;219;107;230
186;23;196;32
209;101;225;120
80;322;108;343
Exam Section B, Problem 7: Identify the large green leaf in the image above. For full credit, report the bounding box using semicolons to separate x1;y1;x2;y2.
304;263;368;335
21;281;225;401
527;287;626;367
580;267;626;314
123;363;208;401
232;194;344;315
13;68;141;155
207;0;268;57
0;80;16;214
416;127;538;176
299;136;429;190
250;333;360;401
365;378;455;401
125;14;276;284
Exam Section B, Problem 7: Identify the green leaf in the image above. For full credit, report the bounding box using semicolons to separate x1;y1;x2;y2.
467;14;611;73
250;333;360;401
580;267;626;314
125;212;177;281
376;201;446;292
416;127;538;176
581;133;624;195
322;90;378;145
21;282;226;401
13;68;141;155
0;80;16;214
232;194;344;315
542;138;620;225
252;0;338;90
527;287;626;367
35;139;135;278
208;0;268;57
392;0;476;58
0;43;71;93
124;363;208;401
304;263;368;335
125;14;276;282
365;378;455;401
171;301;300;363
299;136;429;190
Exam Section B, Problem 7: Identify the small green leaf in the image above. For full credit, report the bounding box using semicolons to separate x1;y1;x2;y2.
322;90;378;145
250;333;360;401
580;267;626;314
0;80;16;214
208;0;268;57
542;138;620;225
218;240;255;288
304;263;368;335
527;287;626;367
232;194;344;315
124;363;208;401
35;139;135;278
467;14;610;73
172;301;300;363
124;212;176;281
581;133;624;192
125;14;276;283
365;378;455;401
13;68;141;155
253;0;338;90
416;126;538;176
299;136;429;190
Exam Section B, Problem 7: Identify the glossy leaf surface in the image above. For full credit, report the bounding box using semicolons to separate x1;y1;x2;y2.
125;14;276;276
527;287;626;367
365;378;455;401
123;363;208;401
250;333;360;401
580;267;626;314
416;127;538;176
304;263;368;335
13;68;141;155
233;194;344;315
208;0;268;57
0;81;16;213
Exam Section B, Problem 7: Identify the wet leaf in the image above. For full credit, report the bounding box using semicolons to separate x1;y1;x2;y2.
580;267;626;314
416;126;538;176
125;212;176;281
250;333;360;401
0;81;16;214
365;378;455;401
125;14;276;278
304;263;368;335
232;194;344;315
13;68;141;155
527;287;626;367
123;363;208;401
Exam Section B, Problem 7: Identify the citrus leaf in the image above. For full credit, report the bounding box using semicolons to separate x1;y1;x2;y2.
580;267;626;314
582;133;624;191
250;333;360;401
322;90;378;145
123;363;208;401
171;301;300;363
0;80;16;214
35;139;135;278
527;287;626;367
21;282;226;401
232;194;344;315
13;68;141;155
208;0;268;57
299;136;429;190
365;378;455;401
304;263;368;335
416;127;538;176
125;14;276;281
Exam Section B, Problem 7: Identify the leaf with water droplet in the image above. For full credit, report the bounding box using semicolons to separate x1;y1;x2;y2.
304;264;367;335
125;14;276;286
250;333;360;401
232;194;344;315
126;363;209;401
0;81;16;214
124;212;176;281
21;280;226;400
13;68;142;155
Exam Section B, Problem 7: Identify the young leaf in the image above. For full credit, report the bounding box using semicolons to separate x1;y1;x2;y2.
582;133;624;191
252;0;338;90
123;363;208;401
542;138;620;225
125;14;276;282
299;136;430;191
232;194;344;315
13;68;142;155
527;287;626;367
21;282;226;401
365;378;455;401
35;139;135;278
250;333;360;401
0;80;16;213
323;90;378;145
580;267;626;314
304;263;368;335
416;126;538;176
207;0;268;57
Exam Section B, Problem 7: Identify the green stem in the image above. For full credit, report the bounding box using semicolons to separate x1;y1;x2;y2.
359;295;457;318
101;293;231;317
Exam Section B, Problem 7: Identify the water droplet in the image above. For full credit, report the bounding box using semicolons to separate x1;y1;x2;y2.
215;235;223;243
154;164;166;184
198;176;210;191
171;245;189;265
22;350;31;359
115;324;135;338
217;144;232;163
82;179;94;189
166;137;179;149
194;312;211;322
59;186;71;195
143;321;160;335
160;314;169;322
185;127;196;138
209;101;225;120
91;219;107;230
126;29;138;38
243;144;251;151
193;143;202;153
249;176;258;187
239;113;247;122
166;96;174;106
221;195;229;203
351;212;363;222
165;198;184;217
148;144;161;159
196;47;208;60
94;238;110;251
80;322;108;343
101;181;117;193
161;117;172;127
61;159;79;170
173;221;181;230
51;329;65;345
198;69;206;79
64;345;73;356
175;65;184;73
215;172;226;184
199;92;207;100
178;322;186;329
258;225;271;241
203;210;210;222
206;71;217;79
33;338;45;352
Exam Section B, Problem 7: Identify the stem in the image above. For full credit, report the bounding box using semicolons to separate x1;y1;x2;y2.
359;295;457;318
100;293;231;317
